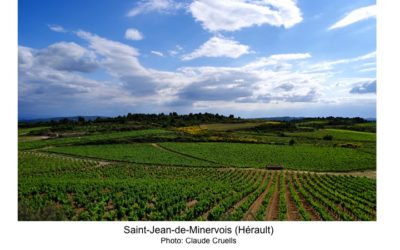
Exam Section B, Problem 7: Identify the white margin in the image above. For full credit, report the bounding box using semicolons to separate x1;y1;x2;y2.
1;0;400;249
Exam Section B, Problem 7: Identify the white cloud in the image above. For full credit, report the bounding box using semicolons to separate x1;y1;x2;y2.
329;5;376;30
35;42;98;73
350;80;376;94
189;0;302;32
244;53;311;70
362;62;376;67
77;30;140;58
48;24;66;33
127;0;186;17
18;45;102;102
76;30;189;97
308;51;376;72
330;51;376;66
151;50;164;57
359;67;376;73
168;45;184;56
19;30;375;117
181;36;251;61
77;30;151;92
125;28;144;40
175;51;322;106
269;53;311;61
18;46;35;70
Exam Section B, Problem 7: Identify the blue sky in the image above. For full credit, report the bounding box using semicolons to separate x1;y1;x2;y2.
18;0;376;119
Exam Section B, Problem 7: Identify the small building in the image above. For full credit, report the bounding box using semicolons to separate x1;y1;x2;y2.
265;165;284;170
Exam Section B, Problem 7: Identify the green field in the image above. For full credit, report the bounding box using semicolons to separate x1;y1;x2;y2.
45;143;215;167
19;129;172;150
199;122;268;131
41;141;375;172
18;126;50;136
160;142;375;171
286;128;376;142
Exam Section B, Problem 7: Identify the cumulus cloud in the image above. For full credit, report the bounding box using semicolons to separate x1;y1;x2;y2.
76;30;154;94
151;50;164;57
283;89;318;102
18;46;35;70
125;28;144;40
48;24;67;33
182;36;251;61
18;39;165;118
189;0;302;32
350;80;376;94
174;55;322;106
18;45;102;102
19;29;374;117
179;83;252;101
276;83;295;91
175;68;258;103
76;30;189;97
34;42;98;73
127;0;186;17
329;5;376;30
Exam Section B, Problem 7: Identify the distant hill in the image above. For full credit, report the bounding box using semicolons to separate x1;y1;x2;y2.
257;116;376;122
19;116;108;123
256;116;306;121
19;114;376;124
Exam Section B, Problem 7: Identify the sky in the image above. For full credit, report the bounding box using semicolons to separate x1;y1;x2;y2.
18;0;376;119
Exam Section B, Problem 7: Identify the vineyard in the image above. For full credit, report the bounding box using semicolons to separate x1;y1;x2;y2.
18;151;376;221
18;117;376;221
159;142;375;171
42;142;375;171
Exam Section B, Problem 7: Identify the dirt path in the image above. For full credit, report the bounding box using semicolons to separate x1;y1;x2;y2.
243;172;274;221
265;173;280;220
284;174;301;221
23;151;111;170
201;206;213;220
223;168;376;179
23;150;97;163
330;170;376;179
150;143;168;151
284;169;376;179
97;161;112;167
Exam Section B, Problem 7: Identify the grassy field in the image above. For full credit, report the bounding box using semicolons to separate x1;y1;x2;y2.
40;140;376;172
45;143;216;167
18;126;50;136
160;142;375;171
18;129;173;150
286;129;376;142
198;122;272;131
